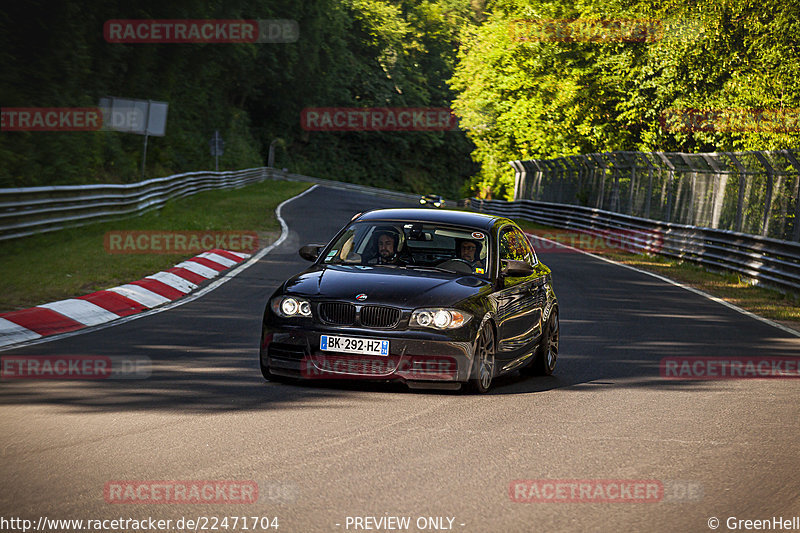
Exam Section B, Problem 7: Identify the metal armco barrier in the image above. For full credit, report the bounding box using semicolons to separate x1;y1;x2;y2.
0;167;269;241
473;198;800;293
510;149;800;242
0;167;422;242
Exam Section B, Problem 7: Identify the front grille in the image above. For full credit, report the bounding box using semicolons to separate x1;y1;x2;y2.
360;305;401;328
319;302;355;325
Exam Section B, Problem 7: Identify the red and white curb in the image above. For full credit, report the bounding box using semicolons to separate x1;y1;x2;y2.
0;249;250;348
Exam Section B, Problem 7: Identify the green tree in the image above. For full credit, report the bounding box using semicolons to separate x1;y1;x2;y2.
450;0;800;199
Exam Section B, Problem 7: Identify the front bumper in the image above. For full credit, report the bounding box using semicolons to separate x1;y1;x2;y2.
261;324;476;384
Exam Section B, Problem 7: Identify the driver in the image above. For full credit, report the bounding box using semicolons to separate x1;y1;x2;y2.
366;230;404;265
457;239;485;269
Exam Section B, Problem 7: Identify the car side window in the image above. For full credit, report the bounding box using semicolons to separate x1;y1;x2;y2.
513;228;537;265
500;227;536;266
500;227;524;261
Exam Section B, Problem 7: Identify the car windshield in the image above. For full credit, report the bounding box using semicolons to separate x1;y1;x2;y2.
322;221;490;277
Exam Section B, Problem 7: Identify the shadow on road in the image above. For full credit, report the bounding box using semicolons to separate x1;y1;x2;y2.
2;188;798;411
2;302;797;411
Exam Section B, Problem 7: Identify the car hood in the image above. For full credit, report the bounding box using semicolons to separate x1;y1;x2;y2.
282;265;490;308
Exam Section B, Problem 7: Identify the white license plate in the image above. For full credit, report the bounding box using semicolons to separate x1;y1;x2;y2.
320;335;389;356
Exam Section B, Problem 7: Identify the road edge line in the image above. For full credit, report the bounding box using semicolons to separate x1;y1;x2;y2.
0;184;319;352
529;233;800;339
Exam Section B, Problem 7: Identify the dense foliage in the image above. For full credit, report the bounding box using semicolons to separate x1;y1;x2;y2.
450;0;800;198
3;1;798;200
0;0;480;197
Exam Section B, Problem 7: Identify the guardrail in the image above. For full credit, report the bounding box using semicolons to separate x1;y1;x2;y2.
510;149;800;242
472;198;800;293
0;167;271;241
4;163;795;291
0;167;423;242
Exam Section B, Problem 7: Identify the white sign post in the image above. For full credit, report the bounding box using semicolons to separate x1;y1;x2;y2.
99;97;168;179
209;130;225;171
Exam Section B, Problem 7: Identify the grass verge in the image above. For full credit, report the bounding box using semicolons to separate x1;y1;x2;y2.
0;180;311;312
516;220;800;334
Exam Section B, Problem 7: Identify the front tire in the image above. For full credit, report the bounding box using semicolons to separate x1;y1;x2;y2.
467;321;495;393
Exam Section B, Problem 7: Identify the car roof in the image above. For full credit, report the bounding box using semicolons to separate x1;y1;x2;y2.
356;208;506;230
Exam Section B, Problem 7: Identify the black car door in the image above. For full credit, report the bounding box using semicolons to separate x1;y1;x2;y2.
493;226;543;366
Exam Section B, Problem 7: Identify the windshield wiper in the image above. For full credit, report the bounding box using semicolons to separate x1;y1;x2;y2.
402;264;458;274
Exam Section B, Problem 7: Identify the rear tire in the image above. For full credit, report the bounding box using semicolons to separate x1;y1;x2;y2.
524;309;559;376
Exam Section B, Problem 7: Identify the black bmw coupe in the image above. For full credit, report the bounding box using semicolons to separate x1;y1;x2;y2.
259;208;558;393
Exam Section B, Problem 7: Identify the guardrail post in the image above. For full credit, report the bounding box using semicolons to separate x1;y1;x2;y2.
726;152;747;233
522;161;537;199
548;159;559;200
642;154;656;219
531;159;547;200
621;152;638;215
702;153;726;229
679;153;699;226
556;157;572;204
589;154;606;209
780;149;800;241
795;176;800;242
753;152;775;237
268;138;285;168
654;153;676;222
551;159;562;202
540;160;552;200
555;157;568;203
666;170;675;222
579;155;591;206
606;153;621;213
510;160;526;201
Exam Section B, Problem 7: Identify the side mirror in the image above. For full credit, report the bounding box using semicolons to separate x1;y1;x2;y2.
299;244;325;262
501;259;534;277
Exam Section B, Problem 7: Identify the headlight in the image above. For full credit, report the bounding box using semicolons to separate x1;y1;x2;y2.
271;296;312;318
420;198;426;204
434;202;441;207
410;308;472;330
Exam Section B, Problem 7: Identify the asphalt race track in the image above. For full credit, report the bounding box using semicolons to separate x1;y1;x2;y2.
1;185;799;533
